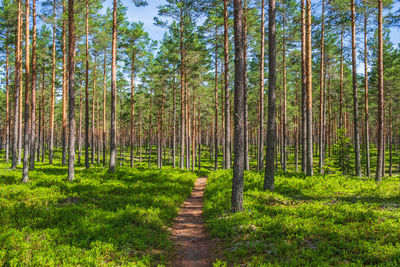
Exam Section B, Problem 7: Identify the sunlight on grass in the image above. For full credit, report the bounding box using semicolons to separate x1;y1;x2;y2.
205;170;400;266
0;160;196;266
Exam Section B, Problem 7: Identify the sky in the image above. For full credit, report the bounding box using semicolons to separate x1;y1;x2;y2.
104;0;168;41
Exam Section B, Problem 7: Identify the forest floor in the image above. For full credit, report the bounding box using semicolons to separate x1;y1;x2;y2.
171;177;217;267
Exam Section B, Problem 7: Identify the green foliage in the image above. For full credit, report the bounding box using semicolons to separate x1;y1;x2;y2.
333;129;352;174
204;170;400;266
0;159;197;266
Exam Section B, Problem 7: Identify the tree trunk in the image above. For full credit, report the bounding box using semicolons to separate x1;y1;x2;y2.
22;0;30;182
306;0;313;176
49;0;56;165
244;0;249;171
109;0;117;172
258;0;265;171
232;0;245;213
375;0;384;181
351;0;361;177
364;9;370;177
5;31;10;163
179;5;185;169
68;0;76;180
30;0;37;170
12;0;21;170
282;2;287;172
214;25;219;171
85;0;90;169
264;0;276;191
102;49;107;166
300;0;307;174
92;56;97;164
130;51;135;168
61;0;68;166
319;0;325;174
224;0;231;169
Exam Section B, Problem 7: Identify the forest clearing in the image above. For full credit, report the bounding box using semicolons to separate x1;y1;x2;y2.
1;0;400;265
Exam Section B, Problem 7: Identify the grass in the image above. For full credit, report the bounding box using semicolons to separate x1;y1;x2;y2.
0;156;197;266
204;170;400;266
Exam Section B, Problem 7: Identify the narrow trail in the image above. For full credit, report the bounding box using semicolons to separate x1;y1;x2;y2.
171;177;216;267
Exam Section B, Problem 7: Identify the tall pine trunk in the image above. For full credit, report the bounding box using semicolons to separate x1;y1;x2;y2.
68;0;76;181
319;0;325;174
22;0;30;182
232;0;245;213
376;0;384;181
85;0;90;169
258;0;265;171
109;0;117;172
305;0;313;176
351;0;361;177
300;0;307;174
61;0;68;166
12;0;21;170
49;0;56;165
223;0;231;169
264;0;276;191
364;9;370;177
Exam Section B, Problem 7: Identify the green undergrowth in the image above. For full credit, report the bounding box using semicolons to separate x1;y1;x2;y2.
0;160;197;266
205;170;400;266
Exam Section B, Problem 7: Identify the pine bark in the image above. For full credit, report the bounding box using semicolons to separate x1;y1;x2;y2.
223;0;231;169
29;0;37;170
305;0;313;176
5;31;9;163
214;25;219;170
258;0;265;171
22;0;30;182
61;0;68;166
300;0;307;174
49;0;56;164
12;0;21;170
364;10;370;177
264;0;276;191
109;0;117;172
351;0;361;177
68;0;76;181
376;0;384;181
102;50;107;166
85;0;90;169
232;0;244;213
319;0;325;174
92;56;97;164
130;51;135;168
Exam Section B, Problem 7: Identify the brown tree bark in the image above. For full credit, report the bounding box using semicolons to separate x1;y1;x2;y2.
92;56;97;164
102;49;107;166
179;4;185;169
258;0;265;171
5;31;10;163
12;0;21;170
264;0;276;190
282;2;287;172
224;0;231;169
85;0;90;169
232;0;245;213
61;0;68;166
49;0;56;165
351;0;361;177
68;0;76;181
376;0;384;181
300;0;307;174
319;0;325;174
130;51;135;168
22;0;31;182
109;0;117;172
243;0;249;171
306;0;313;176
364;9;370;177
30;0;38;170
214;25;219;171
